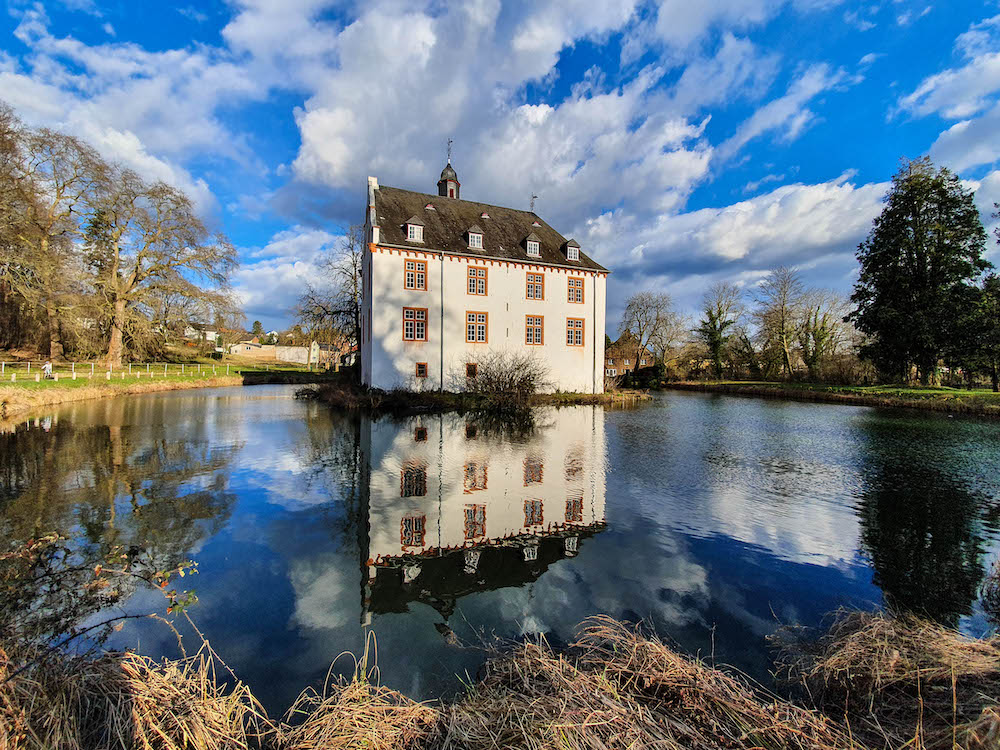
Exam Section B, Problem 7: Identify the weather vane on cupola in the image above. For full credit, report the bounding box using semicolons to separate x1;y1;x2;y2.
447;137;453;164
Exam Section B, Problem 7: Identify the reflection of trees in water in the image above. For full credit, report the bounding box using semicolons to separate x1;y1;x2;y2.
856;418;996;626
292;404;365;538
0;410;242;642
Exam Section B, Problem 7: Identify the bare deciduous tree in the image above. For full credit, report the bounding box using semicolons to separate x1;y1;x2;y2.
619;291;681;374
753;266;804;379
5;124;105;358
85;168;238;366
212;300;248;354
296;225;363;369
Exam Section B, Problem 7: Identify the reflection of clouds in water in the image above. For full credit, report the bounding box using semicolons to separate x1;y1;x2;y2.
233;444;348;511
613;395;866;568
288;554;355;630
455;524;711;640
695;483;862;568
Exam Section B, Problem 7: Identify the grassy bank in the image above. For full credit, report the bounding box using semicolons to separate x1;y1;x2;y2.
667;380;1000;417
2;612;997;749
0;369;339;421
298;380;649;416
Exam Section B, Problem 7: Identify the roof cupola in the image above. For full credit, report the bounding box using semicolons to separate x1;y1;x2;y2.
438;160;460;199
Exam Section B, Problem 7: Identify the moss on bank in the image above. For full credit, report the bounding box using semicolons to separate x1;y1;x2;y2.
667;380;1000;418
2;612;997;749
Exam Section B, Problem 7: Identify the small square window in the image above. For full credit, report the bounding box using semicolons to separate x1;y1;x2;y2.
469;232;483;249
567;246;580;261
465;423;478;439
568;277;584;303
526;273;544;300
526;240;540;256
524;457;543;485
525;315;543;345
414;426;427;441
415;362;428;378
465;312;487;343
467;267;487;295
407;224;423;242
464;463;487;493
403;308;428;341
401;465;427;497
466;362;478;379
464;503;486;538
401;514;426;546
566;318;584;347
404;260;427;290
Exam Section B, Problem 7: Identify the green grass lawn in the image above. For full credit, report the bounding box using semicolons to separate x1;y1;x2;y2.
710;380;1000;400
0;364;322;391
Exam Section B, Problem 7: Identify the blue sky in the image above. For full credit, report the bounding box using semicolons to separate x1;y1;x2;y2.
3;0;999;330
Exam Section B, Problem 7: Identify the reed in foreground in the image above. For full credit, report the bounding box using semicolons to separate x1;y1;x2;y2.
773;609;1000;749
0;640;267;750
3;612;999;749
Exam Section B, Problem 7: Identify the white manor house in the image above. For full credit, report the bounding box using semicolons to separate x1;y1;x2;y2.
360;161;609;393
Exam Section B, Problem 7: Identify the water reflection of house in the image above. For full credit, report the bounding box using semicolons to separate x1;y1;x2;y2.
359;408;607;621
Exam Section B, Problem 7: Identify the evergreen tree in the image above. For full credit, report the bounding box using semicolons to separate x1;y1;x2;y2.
848;158;991;383
978;274;1000;392
251;320;263;337
696;282;742;380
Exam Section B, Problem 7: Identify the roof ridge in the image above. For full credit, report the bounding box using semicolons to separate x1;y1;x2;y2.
379;184;542;219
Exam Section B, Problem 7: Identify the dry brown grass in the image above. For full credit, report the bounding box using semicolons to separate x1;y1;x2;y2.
441;616;856;750
275;634;437;750
773;610;1000;749
278;680;437;750
0;640;267;750
4;613;999;750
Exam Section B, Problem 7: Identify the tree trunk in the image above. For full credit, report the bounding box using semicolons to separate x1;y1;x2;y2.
45;299;65;360
992;362;998;393
107;298;126;367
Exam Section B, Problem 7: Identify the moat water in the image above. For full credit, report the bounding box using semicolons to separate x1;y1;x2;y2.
2;385;999;713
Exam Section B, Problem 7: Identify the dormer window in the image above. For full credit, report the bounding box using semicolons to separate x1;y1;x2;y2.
524;231;541;257
565;239;581;262
404;215;424;242
480;212;490;219
467;224;484;250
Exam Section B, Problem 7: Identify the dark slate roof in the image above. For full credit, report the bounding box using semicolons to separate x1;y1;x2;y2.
439;163;458;182
374;185;608;272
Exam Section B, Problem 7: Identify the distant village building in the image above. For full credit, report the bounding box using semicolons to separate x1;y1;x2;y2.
604;332;654;378
360;161;608;393
228;338;350;367
183;324;219;343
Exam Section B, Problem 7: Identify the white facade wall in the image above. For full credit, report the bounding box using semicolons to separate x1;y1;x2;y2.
362;408;607;567
361;245;607;393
